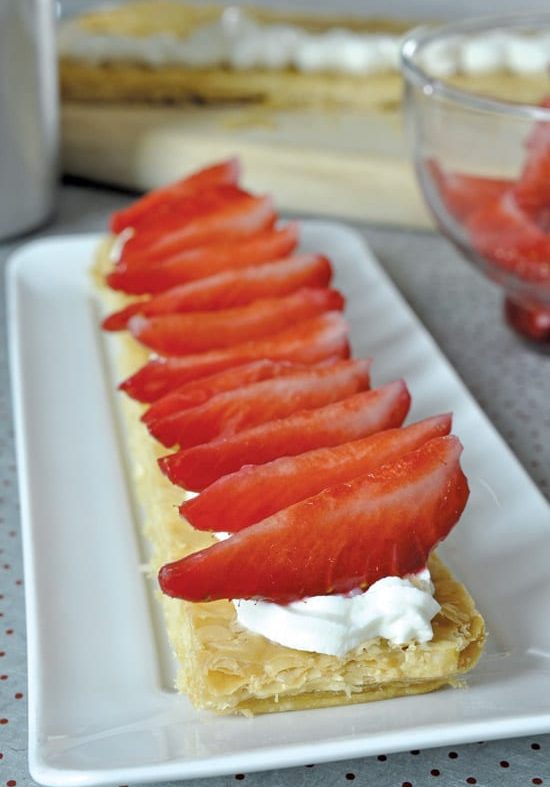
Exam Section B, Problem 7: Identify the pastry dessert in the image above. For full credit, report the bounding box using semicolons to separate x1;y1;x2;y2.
59;1;407;109
60;1;550;109
96;157;485;715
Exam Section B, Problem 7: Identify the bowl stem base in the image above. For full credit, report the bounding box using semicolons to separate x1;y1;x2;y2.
504;296;550;342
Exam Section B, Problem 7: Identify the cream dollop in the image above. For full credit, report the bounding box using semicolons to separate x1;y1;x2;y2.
233;569;440;657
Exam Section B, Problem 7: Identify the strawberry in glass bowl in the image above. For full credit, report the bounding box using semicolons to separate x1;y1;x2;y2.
401;15;550;342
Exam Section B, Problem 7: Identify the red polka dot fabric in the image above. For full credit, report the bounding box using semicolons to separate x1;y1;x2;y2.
0;187;549;786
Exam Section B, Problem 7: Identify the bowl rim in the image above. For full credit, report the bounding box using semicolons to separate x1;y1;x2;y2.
400;13;550;120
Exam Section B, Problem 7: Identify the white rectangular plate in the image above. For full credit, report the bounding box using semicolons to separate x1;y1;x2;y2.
7;223;550;787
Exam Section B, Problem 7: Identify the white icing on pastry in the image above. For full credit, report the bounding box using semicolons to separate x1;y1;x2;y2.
59;10;550;77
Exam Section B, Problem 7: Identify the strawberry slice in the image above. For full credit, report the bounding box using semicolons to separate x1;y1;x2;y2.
515;150;550;232
159;435;468;603
106;223;300;294
149;359;371;448
468;191;550;282
110;158;241;234
142;359;312;427
428;159;512;223
120;185;252;240
128;287;345;356
183;414;452;532
159;380;411;491
119;187;275;263
120;312;350;402
102;254;332;331
513;136;550;231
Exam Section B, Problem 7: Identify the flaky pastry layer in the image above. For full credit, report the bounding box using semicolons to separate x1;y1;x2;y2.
94;239;485;715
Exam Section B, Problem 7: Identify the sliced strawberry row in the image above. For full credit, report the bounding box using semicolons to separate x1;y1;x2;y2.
110;157;241;234
148;359;372;448
102;253;332;331
159;380;411;491
182;414;452;533
128;287;344;356
120;312;350;402
159;436;468;604
102;158;471;608
107;222;300;295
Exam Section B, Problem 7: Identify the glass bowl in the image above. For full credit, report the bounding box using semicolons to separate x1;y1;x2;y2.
401;15;550;342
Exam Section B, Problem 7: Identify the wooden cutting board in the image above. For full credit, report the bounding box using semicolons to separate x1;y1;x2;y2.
61;102;432;228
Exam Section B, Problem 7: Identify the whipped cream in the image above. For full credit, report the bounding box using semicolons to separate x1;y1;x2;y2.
59;10;550;77
233;569;440;657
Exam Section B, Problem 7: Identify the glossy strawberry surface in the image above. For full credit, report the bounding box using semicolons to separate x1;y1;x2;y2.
120;312;350;402
438;170;511;223
513;118;550;231
159;436;468;603
106;223;300;294
102;254;332;331
142;359;311;427
183;414;452;532
468;191;550;282
149;359;371;448
514;148;550;230
119;187;275;263
110;158;241;234
128;287;345;355
159;380;411;491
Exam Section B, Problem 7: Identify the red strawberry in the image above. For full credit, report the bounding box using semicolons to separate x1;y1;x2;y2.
468;191;550;282
128;287;345;356
102;300;150;333
429;161;512;223
467;99;550;282
149;359;371;448
142;359;312;427
110;158;241;234
119;187;275;263
120;312;350;402
514;146;550;229
183;413;452;532
102;254;332;331
159;380;411;491
159;435;468;603
513;130;550;231
106;223;300;294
